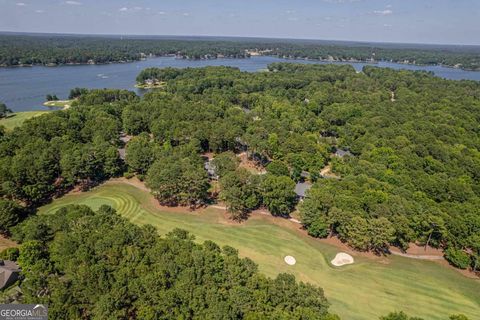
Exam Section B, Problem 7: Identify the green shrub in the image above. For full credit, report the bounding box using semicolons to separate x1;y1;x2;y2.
307;218;330;238
444;247;470;269
0;247;19;261
266;160;290;176
123;171;134;179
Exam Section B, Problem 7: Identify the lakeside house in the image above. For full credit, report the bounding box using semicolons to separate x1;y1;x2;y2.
294;182;312;200
0;260;20;290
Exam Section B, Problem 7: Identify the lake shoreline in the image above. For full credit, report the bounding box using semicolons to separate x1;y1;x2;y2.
2;54;480;72
3;55;480;113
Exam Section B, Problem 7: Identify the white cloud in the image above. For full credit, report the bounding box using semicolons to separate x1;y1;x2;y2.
65;0;82;5
16;2;26;6
158;11;166;15
119;6;143;13
183;12;190;16
384;24;392;28
35;9;45;13
373;9;393;16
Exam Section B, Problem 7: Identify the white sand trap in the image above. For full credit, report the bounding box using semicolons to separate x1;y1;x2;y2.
331;252;354;267
284;256;296;265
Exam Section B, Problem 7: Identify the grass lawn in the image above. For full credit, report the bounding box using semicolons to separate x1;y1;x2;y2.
38;181;480;320
0;111;50;131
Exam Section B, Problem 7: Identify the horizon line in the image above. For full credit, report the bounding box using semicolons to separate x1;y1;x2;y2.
1;30;480;48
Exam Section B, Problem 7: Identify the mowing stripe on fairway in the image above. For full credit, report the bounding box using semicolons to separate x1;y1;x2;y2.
38;181;480;320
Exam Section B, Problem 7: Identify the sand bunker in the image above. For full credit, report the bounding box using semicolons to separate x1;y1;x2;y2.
331;252;354;267
284;256;296;265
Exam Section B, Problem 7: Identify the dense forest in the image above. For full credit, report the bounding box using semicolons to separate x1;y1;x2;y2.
132;65;480;271
0;63;478;318
1;33;480;70
1;64;480;272
5;204;337;319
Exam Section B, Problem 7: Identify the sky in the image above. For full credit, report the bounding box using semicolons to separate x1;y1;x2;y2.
1;0;479;45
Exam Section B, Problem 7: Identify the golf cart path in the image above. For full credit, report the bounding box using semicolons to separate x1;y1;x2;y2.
389;251;444;260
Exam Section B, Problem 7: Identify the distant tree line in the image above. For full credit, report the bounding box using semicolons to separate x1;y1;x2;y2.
1;34;480;70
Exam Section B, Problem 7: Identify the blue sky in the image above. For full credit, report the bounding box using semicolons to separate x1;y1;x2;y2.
1;0;479;45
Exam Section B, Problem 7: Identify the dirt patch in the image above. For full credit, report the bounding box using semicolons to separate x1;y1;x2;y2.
201;152;215;160
391;243;444;257
237;152;266;174
320;164;340;179
0;235;18;251
113;177;150;192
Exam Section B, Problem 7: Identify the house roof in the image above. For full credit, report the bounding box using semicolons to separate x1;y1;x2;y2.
294;182;312;197
119;134;132;144
118;148;126;160
335;148;353;158
300;171;310;178
0;260;20;290
204;160;218;178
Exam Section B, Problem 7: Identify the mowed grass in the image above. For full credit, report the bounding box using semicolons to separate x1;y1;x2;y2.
0;111;50;131
38;181;480;320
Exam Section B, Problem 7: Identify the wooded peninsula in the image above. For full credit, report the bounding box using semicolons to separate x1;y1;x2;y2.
1;33;480;70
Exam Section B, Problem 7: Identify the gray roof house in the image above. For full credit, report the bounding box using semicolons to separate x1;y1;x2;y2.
334;148;353;158
118;148;126;160
118;133;132;161
0;260;20;290
294;182;312;199
204;160;219;180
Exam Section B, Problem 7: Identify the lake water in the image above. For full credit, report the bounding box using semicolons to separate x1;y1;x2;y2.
1;55;480;112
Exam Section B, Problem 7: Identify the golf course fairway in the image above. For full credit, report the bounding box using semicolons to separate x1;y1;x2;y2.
38;180;480;320
0;111;50;131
